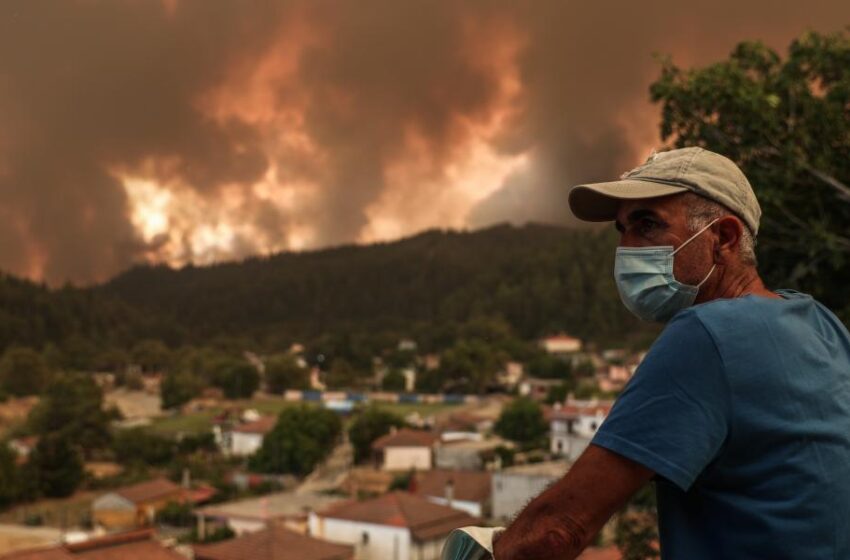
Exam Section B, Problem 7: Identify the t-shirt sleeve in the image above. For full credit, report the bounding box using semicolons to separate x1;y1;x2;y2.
591;310;730;491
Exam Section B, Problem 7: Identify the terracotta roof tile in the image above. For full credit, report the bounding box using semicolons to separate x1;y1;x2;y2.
230;417;276;435
415;470;491;504
111;478;184;504
318;492;480;542
0;530;184;560
371;429;438;450
194;526;352;560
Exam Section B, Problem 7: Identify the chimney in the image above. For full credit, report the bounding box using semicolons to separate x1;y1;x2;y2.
182;468;191;489
445;478;454;507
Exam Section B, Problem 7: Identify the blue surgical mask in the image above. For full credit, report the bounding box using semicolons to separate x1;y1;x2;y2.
614;219;718;323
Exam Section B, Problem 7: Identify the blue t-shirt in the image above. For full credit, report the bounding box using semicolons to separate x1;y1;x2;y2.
592;290;850;559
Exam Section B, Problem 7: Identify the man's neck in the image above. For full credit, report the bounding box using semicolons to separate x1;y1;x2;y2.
703;266;779;302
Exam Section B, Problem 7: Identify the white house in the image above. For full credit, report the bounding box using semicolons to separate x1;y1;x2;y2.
492;461;570;521
539;334;582;355
371;428;438;471
549;400;614;460
309;492;479;560
215;416;276;457
414;469;492;518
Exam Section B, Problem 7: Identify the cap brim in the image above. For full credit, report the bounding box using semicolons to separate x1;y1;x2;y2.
568;179;689;222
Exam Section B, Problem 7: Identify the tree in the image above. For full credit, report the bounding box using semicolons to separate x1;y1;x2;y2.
112;428;175;466
381;369;407;392
651;30;850;322
26;433;84;498
433;339;506;393
132;339;171;373
249;405;342;476
265;355;308;394
28;374;115;455
325;358;359;390
348;406;405;463
160;371;203;410
0;347;51;397
212;359;260;400
0;444;20;508
494;397;548;449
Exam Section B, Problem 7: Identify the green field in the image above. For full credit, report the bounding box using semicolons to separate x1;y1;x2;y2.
148;397;463;436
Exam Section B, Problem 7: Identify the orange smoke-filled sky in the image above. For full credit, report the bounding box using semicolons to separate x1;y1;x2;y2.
1;1;849;284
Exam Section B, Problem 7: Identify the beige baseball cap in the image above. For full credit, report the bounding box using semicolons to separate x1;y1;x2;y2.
568;147;761;234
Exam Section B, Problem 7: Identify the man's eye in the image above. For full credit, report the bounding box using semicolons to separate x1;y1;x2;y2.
638;219;657;234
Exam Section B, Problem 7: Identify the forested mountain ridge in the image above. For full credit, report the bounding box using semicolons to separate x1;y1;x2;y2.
0;223;651;354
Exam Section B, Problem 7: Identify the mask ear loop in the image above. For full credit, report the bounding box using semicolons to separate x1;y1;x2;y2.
672;217;719;289
672;218;720;256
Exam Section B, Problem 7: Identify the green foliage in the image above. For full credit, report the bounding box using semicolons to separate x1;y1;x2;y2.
27;374;115;456
0;444;20;508
248;405;341;476
325;358;361;390
156;501;194;527
0;347;51;397
389;469;415;491
132;339;171;373
112;428;175;466
528;353;573;380
348;406;406;463
381;369;407;392
26;433;84;498
545;381;575;405
212;359;260;400
615;483;659;560
651;30;850;322
264;354;308;394
494;397;548;449
161;371;204;410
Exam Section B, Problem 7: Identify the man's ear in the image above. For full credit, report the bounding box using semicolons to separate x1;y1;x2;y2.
714;216;743;262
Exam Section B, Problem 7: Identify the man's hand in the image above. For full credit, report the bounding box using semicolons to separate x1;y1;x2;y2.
492;444;654;560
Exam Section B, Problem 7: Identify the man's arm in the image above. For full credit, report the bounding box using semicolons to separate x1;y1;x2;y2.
492;444;654;560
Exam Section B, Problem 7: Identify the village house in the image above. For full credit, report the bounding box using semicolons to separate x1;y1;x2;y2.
194;525;353;560
0;529;184;560
539;333;583;356
492;461;570;522
91;478;185;532
194;491;347;536
371;428;438;471
414;469;492;518
215;416;276;457
309;492;480;560
434;437;511;471
517;377;562;401
549;399;614;460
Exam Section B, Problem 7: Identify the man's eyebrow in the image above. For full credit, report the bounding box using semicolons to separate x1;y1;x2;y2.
626;208;660;223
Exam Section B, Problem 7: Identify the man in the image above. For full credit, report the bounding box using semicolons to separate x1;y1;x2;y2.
493;147;850;559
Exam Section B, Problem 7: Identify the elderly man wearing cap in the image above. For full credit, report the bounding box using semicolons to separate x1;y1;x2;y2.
492;148;850;559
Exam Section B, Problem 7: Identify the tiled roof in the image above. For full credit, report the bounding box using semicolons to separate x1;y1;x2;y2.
230;417;276;434
415;469;491;504
371;429;438;450
318;492;480;541
194;526;352;560
0;530;183;560
551;403;614;419
111;478;183;504
0;548;72;560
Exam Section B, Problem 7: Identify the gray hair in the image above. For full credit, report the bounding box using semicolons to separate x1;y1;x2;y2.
684;193;757;266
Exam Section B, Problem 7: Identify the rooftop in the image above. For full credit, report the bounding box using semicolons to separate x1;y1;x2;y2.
501;460;570;478
230;416;277;435
110;478;183;505
371;428;439;450
0;530;183;560
318;492;480;541
197;492;347;522
415;469;492;503
194;526;352;560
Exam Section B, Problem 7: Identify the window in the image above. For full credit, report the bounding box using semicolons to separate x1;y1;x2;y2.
361;531;369;545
